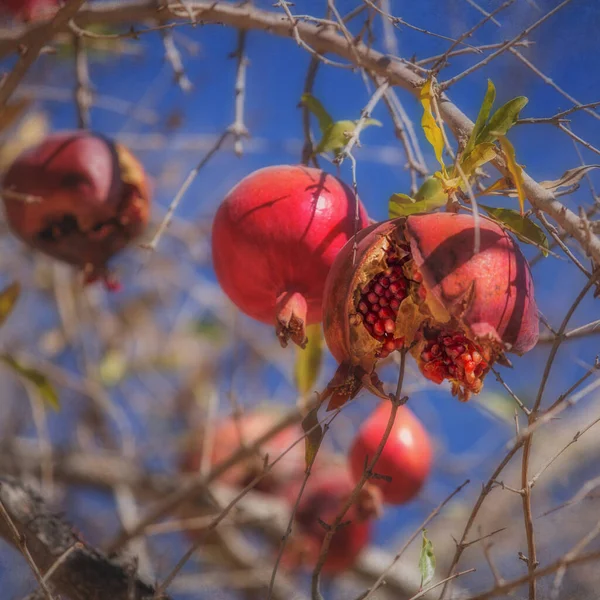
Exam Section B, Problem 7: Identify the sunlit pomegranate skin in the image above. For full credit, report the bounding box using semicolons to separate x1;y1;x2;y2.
2;131;150;290
321;212;539;407
349;402;432;505
0;0;59;21
181;409;306;494
211;165;369;348
282;470;376;574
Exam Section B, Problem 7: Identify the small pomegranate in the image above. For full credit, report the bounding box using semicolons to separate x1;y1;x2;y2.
0;0;58;21
349;401;432;505
282;470;378;574
321;212;538;408
181;409;307;494
2;131;151;290
211;165;369;348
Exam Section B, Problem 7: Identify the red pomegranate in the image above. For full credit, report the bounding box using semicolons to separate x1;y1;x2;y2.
2;131;151;290
0;0;58;21
349;401;432;505
282;469;377;574
181;409;307;494
321;212;539;408
211;165;369;348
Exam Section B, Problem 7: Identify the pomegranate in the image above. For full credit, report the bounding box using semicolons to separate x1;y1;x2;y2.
211;165;369;348
2;131;151;290
349;401;432;504
282;469;377;574
181;409;307;494
321;212;538;408
0;0;59;21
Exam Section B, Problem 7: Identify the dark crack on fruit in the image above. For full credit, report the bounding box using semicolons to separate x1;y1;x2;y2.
357;253;409;359
418;329;491;401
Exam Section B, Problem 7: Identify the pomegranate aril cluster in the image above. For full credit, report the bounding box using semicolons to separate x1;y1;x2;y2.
357;256;408;359
419;331;489;399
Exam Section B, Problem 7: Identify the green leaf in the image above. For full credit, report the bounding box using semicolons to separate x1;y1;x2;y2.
420;79;446;173
1;354;59;410
99;349;128;387
315;119;381;156
459;142;497;178
419;530;436;589
301;405;323;469
477;96;528;145
300;93;334;135
497;136;526;214
464;79;496;157
480;204;548;255
389;176;447;218
473;391;519;423
0;281;20;329
294;324;323;396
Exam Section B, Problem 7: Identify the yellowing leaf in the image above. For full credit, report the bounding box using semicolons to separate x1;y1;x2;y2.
0;281;20;329
99;349;128;387
419;530;436;589
419;79;446;173
1;354;59;410
294;324;323;396
301;405;323;469
498;136;526;214
0;98;31;136
459;142;497;178
475;177;511;197
300;93;334;135
0;111;49;172
464;79;496;157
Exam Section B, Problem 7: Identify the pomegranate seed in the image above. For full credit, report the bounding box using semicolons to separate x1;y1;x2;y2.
464;360;476;374
367;292;378;304
366;313;377;325
358;302;369;314
379;297;389;307
395;338;404;349
384;319;395;334
383;339;396;352
373;321;385;336
390;299;400;310
372;303;381;313
431;344;440;356
472;351;482;364
380;277;390;288
379;307;394;320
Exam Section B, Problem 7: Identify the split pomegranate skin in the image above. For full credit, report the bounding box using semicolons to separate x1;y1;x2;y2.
211;165;369;348
2;131;150;289
349;402;432;505
322;212;539;407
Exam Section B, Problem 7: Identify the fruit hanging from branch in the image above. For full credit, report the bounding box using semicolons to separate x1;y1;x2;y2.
321;212;539;408
211;165;369;348
2;131;151;291
349;401;432;505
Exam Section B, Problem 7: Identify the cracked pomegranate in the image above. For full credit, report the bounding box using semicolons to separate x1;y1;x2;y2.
321;212;538;408
282;470;378;574
2;131;150;290
349;401;432;505
211;165;369;348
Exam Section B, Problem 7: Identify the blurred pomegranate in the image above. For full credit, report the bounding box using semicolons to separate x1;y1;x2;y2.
282;469;378;574
2;131;150;290
349;401;432;505
0;0;58;21
211;165;369;348
321;212;538;408
181;409;306;494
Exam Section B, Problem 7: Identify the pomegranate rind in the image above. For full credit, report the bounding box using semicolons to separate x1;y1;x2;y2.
212;165;369;336
405;212;539;355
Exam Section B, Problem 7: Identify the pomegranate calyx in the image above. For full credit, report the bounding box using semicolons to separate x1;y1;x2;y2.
275;291;308;349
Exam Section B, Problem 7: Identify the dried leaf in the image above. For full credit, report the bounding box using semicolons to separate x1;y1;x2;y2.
464;79;496;157
419;79;446;172
539;164;600;195
302;405;323;469
0;281;20;329
294;324;323;396
480;204;548;255
300;93;334;135
477;96;528;144
419;530;436;589
1;354;60;410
